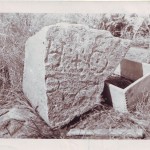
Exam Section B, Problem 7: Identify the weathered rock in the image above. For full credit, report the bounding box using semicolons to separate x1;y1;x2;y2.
6;119;25;136
0;107;34;138
23;23;130;128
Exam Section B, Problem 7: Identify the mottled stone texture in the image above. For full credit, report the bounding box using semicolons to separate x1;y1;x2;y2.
23;23;130;128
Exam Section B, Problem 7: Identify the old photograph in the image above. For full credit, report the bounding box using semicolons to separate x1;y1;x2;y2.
0;12;150;139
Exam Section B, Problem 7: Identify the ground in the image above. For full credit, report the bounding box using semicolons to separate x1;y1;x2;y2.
0;47;150;139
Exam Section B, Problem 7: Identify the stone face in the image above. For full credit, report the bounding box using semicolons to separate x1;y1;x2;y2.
23;23;130;128
6;119;25;136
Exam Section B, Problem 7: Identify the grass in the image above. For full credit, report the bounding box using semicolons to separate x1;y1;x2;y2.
0;13;150;139
1;61;150;139
0;73;63;138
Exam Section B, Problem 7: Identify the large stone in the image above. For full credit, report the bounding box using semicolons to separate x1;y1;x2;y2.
23;23;130;128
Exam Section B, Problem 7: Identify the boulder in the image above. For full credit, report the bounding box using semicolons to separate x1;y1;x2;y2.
23;23;130;128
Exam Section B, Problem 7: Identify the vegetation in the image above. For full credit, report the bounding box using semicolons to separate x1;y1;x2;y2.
0;13;150;138
0;13;149;87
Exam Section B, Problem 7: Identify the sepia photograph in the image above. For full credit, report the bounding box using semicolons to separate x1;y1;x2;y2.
0;1;150;142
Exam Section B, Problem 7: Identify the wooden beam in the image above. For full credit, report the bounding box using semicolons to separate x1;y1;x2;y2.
67;128;144;138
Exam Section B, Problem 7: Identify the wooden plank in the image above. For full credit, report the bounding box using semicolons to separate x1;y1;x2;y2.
67;128;144;138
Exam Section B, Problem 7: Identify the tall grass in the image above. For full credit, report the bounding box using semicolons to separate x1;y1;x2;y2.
0;13;150;138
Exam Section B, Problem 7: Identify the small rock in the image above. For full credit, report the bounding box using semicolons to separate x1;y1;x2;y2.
6;119;25;136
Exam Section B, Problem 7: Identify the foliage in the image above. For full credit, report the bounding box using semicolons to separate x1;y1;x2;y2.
0;13;150;138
